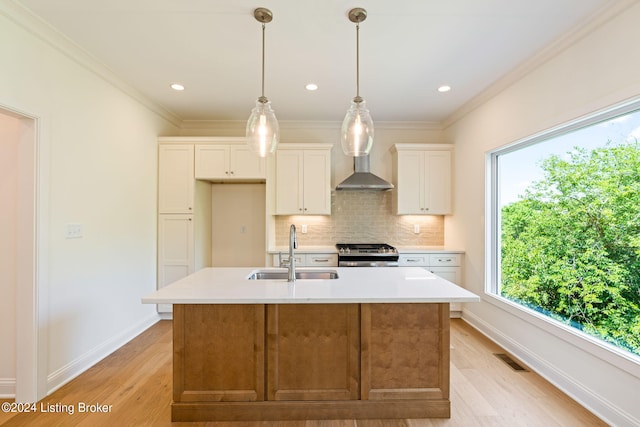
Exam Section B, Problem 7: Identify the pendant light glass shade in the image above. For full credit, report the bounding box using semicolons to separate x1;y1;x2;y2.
342;7;373;157
247;8;279;157
341;98;373;156
247;97;280;157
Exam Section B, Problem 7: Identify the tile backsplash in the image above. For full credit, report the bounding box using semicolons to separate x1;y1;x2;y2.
274;190;444;247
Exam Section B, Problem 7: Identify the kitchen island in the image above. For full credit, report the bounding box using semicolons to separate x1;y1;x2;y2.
142;266;479;422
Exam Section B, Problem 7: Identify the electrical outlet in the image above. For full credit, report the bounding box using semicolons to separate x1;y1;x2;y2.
65;223;83;239
301;224;308;234
413;224;420;234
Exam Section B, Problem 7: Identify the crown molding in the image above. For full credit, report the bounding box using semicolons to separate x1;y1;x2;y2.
2;0;182;127
442;0;637;130
179;119;443;132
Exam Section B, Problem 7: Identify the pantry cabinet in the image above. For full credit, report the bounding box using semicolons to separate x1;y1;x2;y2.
275;144;332;215
157;140;212;315
195;143;265;180
391;144;453;215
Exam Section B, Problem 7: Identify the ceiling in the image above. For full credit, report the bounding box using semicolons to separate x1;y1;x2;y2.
18;0;614;124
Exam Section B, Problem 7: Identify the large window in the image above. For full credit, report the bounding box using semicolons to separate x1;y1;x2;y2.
488;104;640;358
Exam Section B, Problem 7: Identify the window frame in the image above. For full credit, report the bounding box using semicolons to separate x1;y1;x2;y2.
485;98;640;377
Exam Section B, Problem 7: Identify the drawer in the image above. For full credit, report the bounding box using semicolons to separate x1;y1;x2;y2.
399;254;429;266
428;254;461;267
306;254;338;267
271;253;337;267
272;253;304;267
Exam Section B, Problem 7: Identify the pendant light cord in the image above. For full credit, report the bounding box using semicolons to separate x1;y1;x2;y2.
355;22;360;100
260;23;266;101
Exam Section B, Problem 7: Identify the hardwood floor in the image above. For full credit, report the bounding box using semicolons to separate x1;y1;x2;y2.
0;319;607;427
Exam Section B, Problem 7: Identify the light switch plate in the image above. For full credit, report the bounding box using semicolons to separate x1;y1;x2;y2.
65;223;83;239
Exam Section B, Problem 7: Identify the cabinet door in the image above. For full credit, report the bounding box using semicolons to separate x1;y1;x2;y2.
159;145;194;213
275;150;304;214
158;214;194;313
394;151;423;214
302;150;332;214
158;214;194;286
267;304;360;401
424;151;451;214
194;144;229;179
430;266;462;314
230;145;266;179
361;303;449;401
173;304;265;403
428;267;461;285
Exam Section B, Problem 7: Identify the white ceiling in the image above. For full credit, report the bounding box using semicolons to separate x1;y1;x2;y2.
18;0;613;123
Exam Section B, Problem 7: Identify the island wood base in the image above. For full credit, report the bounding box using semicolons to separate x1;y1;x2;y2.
172;303;450;422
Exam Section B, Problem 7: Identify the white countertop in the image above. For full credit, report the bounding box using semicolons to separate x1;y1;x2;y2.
396;246;465;254
142;267;480;304
268;246;465;254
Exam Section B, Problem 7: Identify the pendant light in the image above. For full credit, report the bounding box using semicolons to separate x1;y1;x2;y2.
246;7;280;157
341;7;373;157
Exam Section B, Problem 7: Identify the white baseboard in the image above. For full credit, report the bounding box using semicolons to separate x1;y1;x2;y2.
462;310;639;427
0;378;16;398
46;313;161;395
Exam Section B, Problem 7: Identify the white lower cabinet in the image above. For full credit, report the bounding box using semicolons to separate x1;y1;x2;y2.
158;214;195;313
399;252;464;317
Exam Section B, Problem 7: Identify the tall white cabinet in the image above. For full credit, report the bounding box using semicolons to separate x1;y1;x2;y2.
391;144;453;215
157;137;268;315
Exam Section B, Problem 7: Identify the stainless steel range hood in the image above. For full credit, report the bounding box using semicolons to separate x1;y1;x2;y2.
336;155;394;190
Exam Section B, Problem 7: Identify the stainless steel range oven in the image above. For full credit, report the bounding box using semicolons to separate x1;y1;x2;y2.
336;243;399;267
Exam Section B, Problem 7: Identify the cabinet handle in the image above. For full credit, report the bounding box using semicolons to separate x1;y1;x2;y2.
230;171;234;175
313;259;329;263
188;207;192;210
188;218;192;221
406;258;421;262
438;258;453;262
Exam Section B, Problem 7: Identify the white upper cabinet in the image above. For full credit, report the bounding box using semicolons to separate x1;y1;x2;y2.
275;144;332;215
158;144;194;214
195;142;265;180
391;144;453;215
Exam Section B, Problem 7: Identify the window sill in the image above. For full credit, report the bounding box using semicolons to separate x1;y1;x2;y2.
483;292;640;379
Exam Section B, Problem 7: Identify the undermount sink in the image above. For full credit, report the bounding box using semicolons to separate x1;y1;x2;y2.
247;269;339;280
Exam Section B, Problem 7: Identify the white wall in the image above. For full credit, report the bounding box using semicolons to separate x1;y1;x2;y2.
0;111;19;396
0;2;179;396
445;3;640;426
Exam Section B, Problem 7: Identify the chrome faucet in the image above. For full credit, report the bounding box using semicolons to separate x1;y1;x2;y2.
288;224;297;282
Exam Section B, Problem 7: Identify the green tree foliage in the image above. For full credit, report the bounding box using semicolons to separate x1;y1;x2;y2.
501;142;640;355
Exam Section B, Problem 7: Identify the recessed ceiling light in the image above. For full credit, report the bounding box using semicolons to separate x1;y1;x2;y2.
170;83;185;91
305;83;318;91
438;85;451;93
